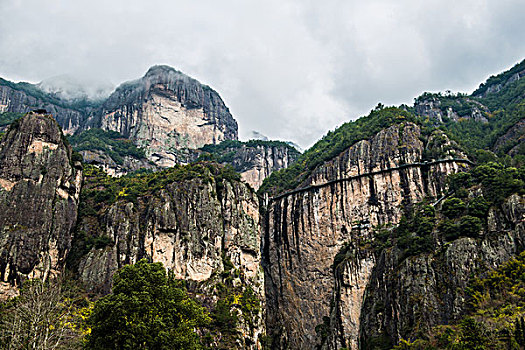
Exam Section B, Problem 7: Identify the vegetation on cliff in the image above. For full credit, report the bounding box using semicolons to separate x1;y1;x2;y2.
259;106;417;196
67;162;241;271
393;250;525;350
69;128;147;165
198;139;300;171
86;259;210;350
0;112;24;128
0;259;261;350
372;162;524;266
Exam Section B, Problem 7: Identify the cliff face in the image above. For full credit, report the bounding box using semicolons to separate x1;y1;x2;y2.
359;193;525;348
90;66;238;167
1;66;240;172
71;166;264;348
0;84;88;134
78;149;157;177
200;141;300;190
231;144;299;190
0;112;82;298
263;123;469;349
414;96;489;123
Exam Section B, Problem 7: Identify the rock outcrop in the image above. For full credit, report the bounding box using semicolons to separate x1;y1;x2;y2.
414;95;489;123
71;164;264;348
1;66;239;171
78;149;157;177
493;118;525;156
230;144;299;190
0;111;82;298
359;193;525;348
87;65;238;167
200;141;300;190
0;83;88;134
263;123;469;349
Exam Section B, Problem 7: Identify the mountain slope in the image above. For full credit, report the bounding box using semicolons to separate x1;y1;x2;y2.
87;65;238;167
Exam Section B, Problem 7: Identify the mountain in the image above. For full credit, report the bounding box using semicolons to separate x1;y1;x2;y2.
0;59;524;349
0;67;296;184
84;65;238;167
258;59;525;349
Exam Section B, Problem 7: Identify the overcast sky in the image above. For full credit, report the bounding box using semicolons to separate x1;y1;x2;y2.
0;0;524;148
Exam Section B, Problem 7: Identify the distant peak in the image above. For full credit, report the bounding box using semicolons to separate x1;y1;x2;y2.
144;65;183;77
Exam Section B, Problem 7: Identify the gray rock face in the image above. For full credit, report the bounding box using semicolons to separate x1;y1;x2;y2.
202;141;300;189
87;65;238;167
493;118;525;155
263;123;469;349
232;144;299;190
0;84;88;134
1;66;239;172
474;68;525;98
0;112;82;293
414;96;489;123
78;149;157;177
73;170;264;348
359;193;525;348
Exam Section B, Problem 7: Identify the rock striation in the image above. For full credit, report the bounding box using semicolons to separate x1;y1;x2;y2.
71;165;264;348
0;83;89;134
87;65;238;167
359;193;525;348
263;123;469;349
200;141;300;190
0;111;82;298
230;144;299;190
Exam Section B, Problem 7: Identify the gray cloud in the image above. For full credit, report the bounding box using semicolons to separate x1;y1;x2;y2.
0;0;524;148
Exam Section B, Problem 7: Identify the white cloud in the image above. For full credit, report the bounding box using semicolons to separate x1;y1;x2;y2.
0;0;524;148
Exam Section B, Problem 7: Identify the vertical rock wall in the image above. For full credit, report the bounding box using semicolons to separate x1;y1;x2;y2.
263;123;468;349
0;112;82;298
74;173;264;348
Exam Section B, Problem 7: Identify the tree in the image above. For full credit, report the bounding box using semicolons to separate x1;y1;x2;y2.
86;259;210;350
0;279;83;350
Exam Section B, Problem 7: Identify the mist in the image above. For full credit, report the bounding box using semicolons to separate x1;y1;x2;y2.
0;0;524;148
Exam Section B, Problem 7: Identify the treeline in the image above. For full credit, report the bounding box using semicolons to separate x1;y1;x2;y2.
259;106;417;196
0;259;262;349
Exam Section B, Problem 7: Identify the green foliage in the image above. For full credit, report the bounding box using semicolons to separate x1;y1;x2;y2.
202;253;262;349
373;203;435;262
470;162;525;205
69;129;146;165
473;59;525;97
67;162;241;272
0;112;23;127
86;259;210;350
260;106;416;196
415;91;477;117
396;251;525;349
80;161;240;209
441;198;466;219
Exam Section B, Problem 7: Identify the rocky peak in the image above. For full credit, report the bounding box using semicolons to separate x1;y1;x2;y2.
0;111;82;298
93;65;238;167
